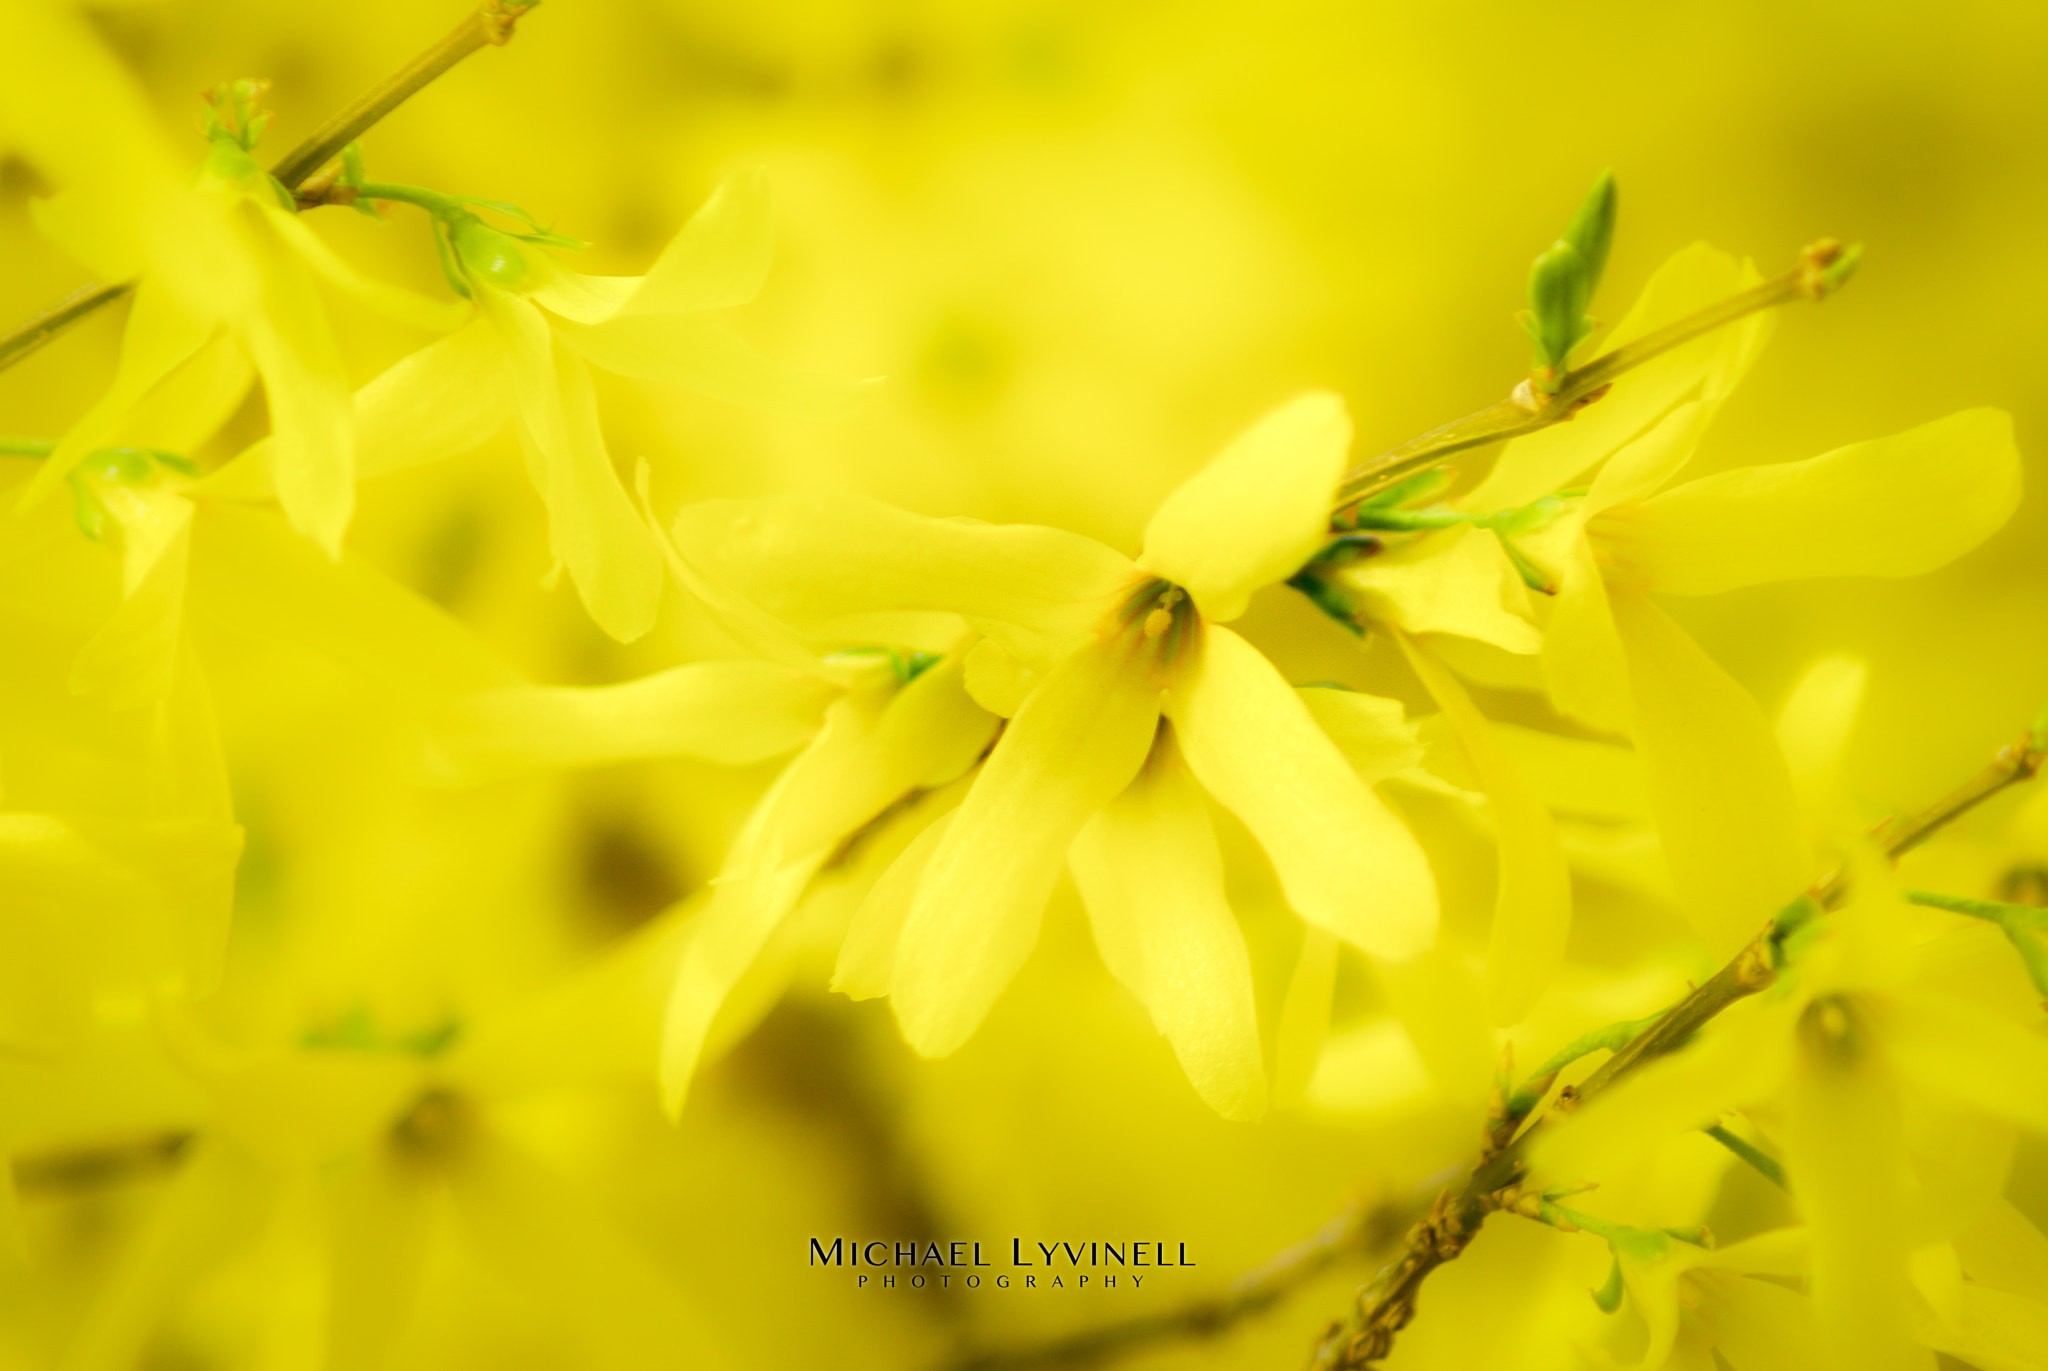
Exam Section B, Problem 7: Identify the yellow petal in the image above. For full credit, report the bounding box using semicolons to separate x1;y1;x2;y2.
891;634;1160;1057
1783;998;1931;1371
259;202;471;333
1069;732;1267;1119
1777;656;1868;823
23;282;213;511
1297;685;1425;786
1609;588;1811;955
1173;625;1436;959
480;284;662;642
1877;993;2048;1136
200;319;512;500
1582;398;1720;515
1613;409;2021;596
1490;722;1648;823
1332;524;1542;653
636;462;828;678
1541;535;1635;734
234;206;356;559
1139;391;1352;622
106;334;252;455
835;796;964;1001
619;166;774;316
426;661;837;783
1398;631;1570;1025
1468;243;1766;510
1273;925;1338;1107
70;489;192;709
189;504;520;701
554;310;874;418
656;746;829;1114
671;493;1139;670
1374;948;1494;1107
769;654;998;863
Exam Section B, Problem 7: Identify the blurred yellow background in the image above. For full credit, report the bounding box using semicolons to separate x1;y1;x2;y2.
3;2;2045;1367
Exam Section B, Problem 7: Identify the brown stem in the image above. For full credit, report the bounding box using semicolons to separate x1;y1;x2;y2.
0;1;535;376
1330;239;1855;514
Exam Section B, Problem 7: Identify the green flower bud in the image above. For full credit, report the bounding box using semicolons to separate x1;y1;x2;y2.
449;217;533;290
1523;170;1619;390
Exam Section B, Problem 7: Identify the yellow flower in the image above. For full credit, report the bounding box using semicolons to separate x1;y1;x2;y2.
0;19;463;561
673;392;1438;1119
1538;862;2048;1371
200;170;864;643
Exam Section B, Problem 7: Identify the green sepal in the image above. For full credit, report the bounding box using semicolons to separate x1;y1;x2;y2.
1284;568;1367;637
66;470;110;542
1591;1254;1625;1314
822;647;944;685
1493;532;1558;595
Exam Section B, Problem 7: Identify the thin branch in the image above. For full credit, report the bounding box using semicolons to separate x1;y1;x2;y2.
940;1196;1418;1371
0;1;536;376
0;281;132;373
270;0;536;190
1329;239;1858;515
1304;710;2043;1370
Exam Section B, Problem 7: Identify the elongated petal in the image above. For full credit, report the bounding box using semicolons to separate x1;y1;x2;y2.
1297;686;1424;786
1070;733;1266;1119
1614;409;2021;595
1583;398;1719;515
201;319;512;500
1783;1000;1931;1371
1468;243;1767;510
1332;524;1542;653
426;661;836;783
656;748;825;1114
1399;632;1569;1025
671;494;1139;668
481;285;662;642
260;202;470;333
189;503;520;701
891;635;1160;1056
24;282;213;510
1173;625;1436;959
70;490;192;709
235;205;355;558
1273;925;1339;1107
1139;391;1351;622
771;655;997;863
555;311;873;417
620;167;774;316
1541;535;1634;734
836;801;962;1001
107;334;252;455
1610;588;1811;955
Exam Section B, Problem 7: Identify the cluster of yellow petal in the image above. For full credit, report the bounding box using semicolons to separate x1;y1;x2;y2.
2;5;2046;1371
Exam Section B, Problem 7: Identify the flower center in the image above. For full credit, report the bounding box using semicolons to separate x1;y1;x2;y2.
1116;577;1202;675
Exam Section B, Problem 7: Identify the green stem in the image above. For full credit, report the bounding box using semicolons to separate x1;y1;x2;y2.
0;437;57;457
1702;1123;1788;1190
